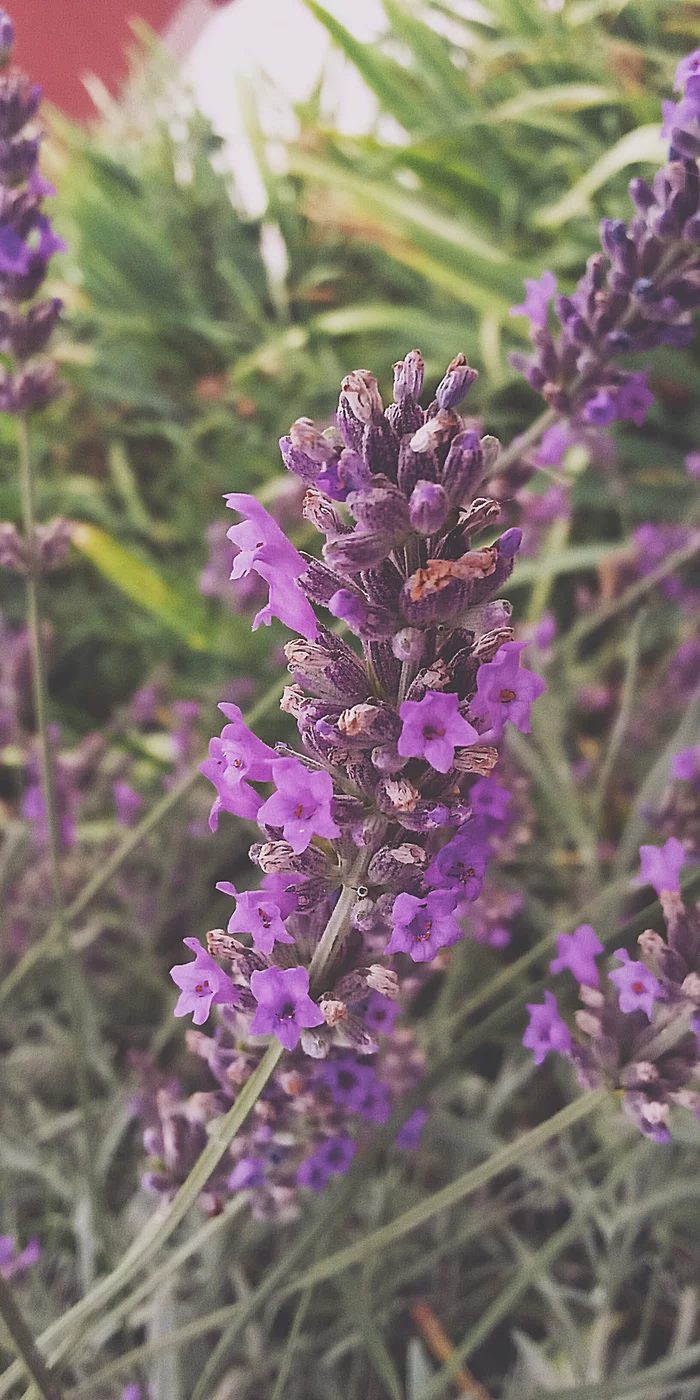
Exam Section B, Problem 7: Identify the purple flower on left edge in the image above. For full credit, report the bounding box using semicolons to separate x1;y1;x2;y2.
523;991;572;1065
225;492;318;637
170;937;241;1026
0;1235;40;1280
386;889;463;963
257;756;340;853
550;924;604;987
249;965;324;1050
635;837;687;896
216;882;295;956
609;949;659;1020
469;640;546;738
510;270;556;328
398;689;480;773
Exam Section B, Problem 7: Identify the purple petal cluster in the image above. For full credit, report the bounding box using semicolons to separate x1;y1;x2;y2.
510;54;700;466
523;849;700;1144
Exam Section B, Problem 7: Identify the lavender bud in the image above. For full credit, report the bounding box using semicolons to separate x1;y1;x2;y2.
249;840;329;877
441;430;484;506
629;177;656;212
473;624;515;660
341;369;383;424
434;353;477;410
347;481;409;536
376;776;420;815
409;480;449;534
0;74;41;139
371;742;406;775
362;416;399;477
13;362;62;413
328;589;395;639
299;556;347;606
410;410;460;457
300;1028;331;1058
337;701;400;744
324;530;396;575
368;842;427;892
498;528;522;559
319;998;348;1027
302;488;346;538
284;634;368;703
335;1012;378;1056
463;599;512;639
9;298;62;357
367;965;399;999
393;349;424;402
391;627;425;663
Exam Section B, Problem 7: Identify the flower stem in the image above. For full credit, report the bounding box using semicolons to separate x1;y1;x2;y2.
0;1274;64;1400
16;413;103;1254
308;850;369;990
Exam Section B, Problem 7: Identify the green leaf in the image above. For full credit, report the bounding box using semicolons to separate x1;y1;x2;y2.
302;1;436;131
534;124;666;226
71;523;210;649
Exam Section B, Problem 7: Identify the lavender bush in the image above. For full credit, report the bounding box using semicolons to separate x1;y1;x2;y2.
4;8;700;1400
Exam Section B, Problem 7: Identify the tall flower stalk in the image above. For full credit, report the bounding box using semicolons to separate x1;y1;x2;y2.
0;13;101;1237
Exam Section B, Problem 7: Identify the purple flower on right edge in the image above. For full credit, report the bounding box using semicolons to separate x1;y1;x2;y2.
470;641;546;739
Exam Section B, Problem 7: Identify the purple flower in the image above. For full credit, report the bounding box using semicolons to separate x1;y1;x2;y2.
199;704;277;831
685;452;700;481
425;824;489;902
113;781;143;827
386;889;463;963
320;1057;376;1110
534;612;557;650
673;747;700;781
257;756;340;853
170;937;241;1026
523;991;572;1065
617;373;654;427
249;965;324;1050
583;388;617;426
469;640;546;737
395;1109;427;1150
225;492;319;638
121;1387;142;1400
675;50;700;90
364;991;401;1035
358;1077;392;1123
297;1134;357;1189
636;837;687;896
609;949;660;1020
0;1235;40;1280
469;777;511;827
398;690;480;773
510;271;557;328
216;882;295;956
228;1157;266;1190
550;923;604;987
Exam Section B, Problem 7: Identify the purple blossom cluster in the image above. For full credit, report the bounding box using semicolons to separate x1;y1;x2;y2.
510;51;700;466
182;350;544;1081
163;349;545;1203
524;838;700;1144
141;1017;426;1217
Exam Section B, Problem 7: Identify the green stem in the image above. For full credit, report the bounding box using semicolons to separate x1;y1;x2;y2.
308;851;369;989
0;1274;64;1400
16;413;102;1247
592;608;645;833
270;1288;313;1400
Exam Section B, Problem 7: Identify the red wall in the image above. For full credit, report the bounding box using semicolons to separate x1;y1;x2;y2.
10;0;186;120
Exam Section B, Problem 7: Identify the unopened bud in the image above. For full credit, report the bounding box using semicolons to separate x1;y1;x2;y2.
409;480;449;535
320;998;348;1027
393;350;424;402
434;353;477;410
367;965;399;999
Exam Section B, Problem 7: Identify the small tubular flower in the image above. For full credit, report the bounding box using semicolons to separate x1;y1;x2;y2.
398;689;479;773
170;938;241;1026
257;756;341;853
225;493;319;637
249;966;324;1050
550;924;604;987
